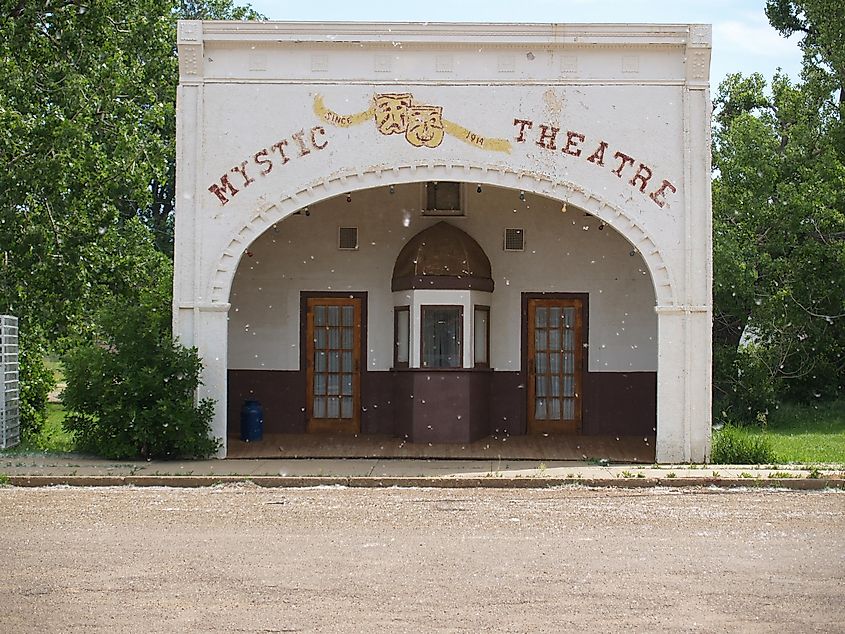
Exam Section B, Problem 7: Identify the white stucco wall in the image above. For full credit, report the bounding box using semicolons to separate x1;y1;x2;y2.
227;185;657;373
175;21;712;461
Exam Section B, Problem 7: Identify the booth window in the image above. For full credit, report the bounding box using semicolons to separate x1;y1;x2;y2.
421;306;462;368
473;305;490;367
394;306;410;367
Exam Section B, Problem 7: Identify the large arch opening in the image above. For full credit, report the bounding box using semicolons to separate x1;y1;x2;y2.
224;179;659;460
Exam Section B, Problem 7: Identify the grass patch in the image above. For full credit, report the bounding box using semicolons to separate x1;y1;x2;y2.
711;424;777;464
38;403;76;452
761;400;845;465
712;399;845;465
2;404;76;455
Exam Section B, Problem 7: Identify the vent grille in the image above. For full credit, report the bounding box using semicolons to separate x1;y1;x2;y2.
338;226;358;250
504;228;524;251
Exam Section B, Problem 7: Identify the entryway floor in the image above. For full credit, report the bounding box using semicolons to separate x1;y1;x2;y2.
227;433;656;463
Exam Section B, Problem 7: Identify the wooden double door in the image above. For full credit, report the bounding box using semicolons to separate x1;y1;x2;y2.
526;297;585;434
305;296;362;433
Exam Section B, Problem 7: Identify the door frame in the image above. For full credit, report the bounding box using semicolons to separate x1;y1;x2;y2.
300;291;368;433
521;292;589;434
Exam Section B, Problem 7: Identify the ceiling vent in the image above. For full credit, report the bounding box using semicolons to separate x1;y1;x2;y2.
338;226;359;250
504;228;525;252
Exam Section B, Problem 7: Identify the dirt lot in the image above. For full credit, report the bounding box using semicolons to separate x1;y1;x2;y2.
0;485;842;633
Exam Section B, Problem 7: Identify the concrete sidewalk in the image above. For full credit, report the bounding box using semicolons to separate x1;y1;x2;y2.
1;452;843;489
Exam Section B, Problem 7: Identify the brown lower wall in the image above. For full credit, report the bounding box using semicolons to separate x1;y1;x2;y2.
227;370;305;435
391;370;491;443
582;372;657;436
227;369;656;438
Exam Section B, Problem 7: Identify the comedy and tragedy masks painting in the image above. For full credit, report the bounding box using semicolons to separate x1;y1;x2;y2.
404;105;445;148
373;93;413;136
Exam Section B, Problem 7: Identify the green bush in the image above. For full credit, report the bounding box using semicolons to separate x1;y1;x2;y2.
711;424;777;465
62;281;218;460
18;332;54;440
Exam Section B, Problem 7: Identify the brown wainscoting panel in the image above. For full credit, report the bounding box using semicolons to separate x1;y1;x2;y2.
392;370;414;440
490;371;526;436
227;370;306;435
392;369;491;444
361;371;396;435
468;370;492;441
582;372;657;436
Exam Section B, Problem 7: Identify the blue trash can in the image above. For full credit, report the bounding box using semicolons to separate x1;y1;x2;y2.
240;399;264;442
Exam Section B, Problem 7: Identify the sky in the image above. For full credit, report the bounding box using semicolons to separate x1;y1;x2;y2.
245;0;805;90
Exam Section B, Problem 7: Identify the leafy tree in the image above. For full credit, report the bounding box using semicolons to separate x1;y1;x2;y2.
713;2;845;423
0;0;260;441
17;330;53;439
766;0;845;120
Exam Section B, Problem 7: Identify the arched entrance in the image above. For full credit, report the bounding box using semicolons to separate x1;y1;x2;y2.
223;180;661;457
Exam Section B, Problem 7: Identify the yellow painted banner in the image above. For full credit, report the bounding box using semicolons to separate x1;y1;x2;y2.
313;93;511;154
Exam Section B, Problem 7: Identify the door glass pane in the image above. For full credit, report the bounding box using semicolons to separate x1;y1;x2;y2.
328;328;340;349
328;306;340;326
564;329;573;351
536;375;547;397
535;398;547;420
549;328;561;351
549;398;561;420
549;307;561;325
327;397;340;418
315;351;326;372
534;328;545;352
563;398;575;420
550;352;560;374
550;376;561;397
341;397;353;419
342;351;353;372
421;306;462;368
342;305;354;326
535;352;547;373
342;374;353;395
328;374;339;395
315;328;327;349
563;308;574;328
535;307;547;327
314;374;326;396
314;306;326;326
328;352;340;372
342;327;353;349
395;308;409;364
564;352;574;373
473;307;488;366
313;397;326;418
563;374;574;398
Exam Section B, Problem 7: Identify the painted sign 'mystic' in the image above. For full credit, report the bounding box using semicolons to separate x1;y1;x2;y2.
206;94;677;209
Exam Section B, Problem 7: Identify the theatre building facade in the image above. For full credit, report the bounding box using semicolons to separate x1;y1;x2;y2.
174;21;713;461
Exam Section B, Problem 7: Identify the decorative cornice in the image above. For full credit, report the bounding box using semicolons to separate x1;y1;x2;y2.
197;21;709;48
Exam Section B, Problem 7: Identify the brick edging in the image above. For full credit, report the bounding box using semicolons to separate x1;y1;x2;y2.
4;475;843;490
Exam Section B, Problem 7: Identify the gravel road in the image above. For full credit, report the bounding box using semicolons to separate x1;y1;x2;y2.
0;485;843;633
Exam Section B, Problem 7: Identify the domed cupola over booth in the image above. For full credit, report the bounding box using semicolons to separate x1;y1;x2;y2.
392;221;493;371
